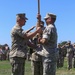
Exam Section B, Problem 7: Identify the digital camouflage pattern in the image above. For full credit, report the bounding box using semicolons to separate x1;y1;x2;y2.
31;37;43;75
9;24;27;75
42;24;57;75
9;24;28;58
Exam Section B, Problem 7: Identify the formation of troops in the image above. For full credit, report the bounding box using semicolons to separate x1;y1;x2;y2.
56;41;75;70
25;40;75;73
27;40;75;71
0;40;75;71
0;44;10;60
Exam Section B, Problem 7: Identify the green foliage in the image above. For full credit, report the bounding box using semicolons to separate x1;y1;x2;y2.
59;41;67;46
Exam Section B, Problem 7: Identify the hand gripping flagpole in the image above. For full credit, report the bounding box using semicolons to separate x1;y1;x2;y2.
36;0;42;40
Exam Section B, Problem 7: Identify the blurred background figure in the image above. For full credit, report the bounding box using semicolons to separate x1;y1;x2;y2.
65;41;74;70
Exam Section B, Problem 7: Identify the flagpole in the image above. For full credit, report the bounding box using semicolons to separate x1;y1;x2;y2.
38;0;40;14
37;0;41;38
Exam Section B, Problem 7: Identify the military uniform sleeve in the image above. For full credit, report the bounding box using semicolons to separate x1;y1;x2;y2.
43;27;52;40
15;29;26;38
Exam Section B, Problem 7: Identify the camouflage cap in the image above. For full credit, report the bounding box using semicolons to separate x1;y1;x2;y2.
44;13;56;20
16;13;28;20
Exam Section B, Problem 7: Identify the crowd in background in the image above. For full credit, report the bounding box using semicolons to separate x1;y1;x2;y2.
26;40;75;70
0;41;75;71
0;44;10;61
56;41;75;70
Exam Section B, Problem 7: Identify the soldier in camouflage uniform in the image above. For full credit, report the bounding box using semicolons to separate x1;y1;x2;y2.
73;43;75;68
60;45;67;67
31;21;44;75
9;13;42;75
37;13;58;75
65;41;74;70
57;44;63;68
57;44;66;68
31;37;43;75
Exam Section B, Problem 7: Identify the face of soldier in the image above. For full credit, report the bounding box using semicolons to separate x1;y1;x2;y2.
17;17;27;26
45;17;51;25
20;18;27;26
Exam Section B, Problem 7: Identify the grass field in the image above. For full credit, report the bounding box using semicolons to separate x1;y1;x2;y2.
0;58;75;75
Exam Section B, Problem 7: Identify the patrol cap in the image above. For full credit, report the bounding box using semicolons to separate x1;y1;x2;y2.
44;13;56;20
16;13;28;20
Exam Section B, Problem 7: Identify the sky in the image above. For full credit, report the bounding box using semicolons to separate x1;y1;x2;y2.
0;0;75;47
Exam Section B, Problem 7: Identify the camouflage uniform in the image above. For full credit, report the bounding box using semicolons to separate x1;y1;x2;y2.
57;46;62;68
57;45;65;68
31;21;45;75
60;47;66;67
42;23;57;75
31;35;43;75
9;23;28;75
36;13;58;75
37;22;57;75
31;51;43;75
9;13;42;75
73;44;75;68
66;42;74;70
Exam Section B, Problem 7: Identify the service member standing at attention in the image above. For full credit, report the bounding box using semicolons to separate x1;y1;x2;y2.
65;41;74;70
37;13;58;75
9;13;41;75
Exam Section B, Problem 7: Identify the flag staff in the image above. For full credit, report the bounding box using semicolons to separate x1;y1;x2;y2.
38;0;40;14
37;0;41;28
